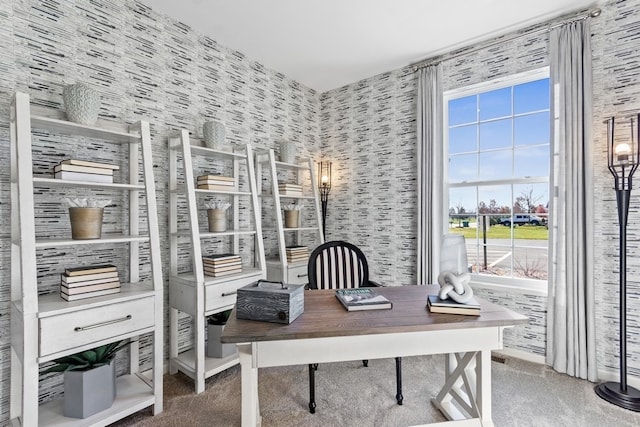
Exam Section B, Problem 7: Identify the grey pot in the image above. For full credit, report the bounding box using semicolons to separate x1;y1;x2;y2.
63;359;116;419
207;324;236;358
63;83;100;126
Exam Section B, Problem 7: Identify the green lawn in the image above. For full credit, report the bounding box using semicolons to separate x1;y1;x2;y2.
449;224;548;240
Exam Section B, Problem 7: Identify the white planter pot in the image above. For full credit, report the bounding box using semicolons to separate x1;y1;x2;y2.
62;83;100;125
63;359;116;419
279;140;296;163
203;121;225;149
207;324;236;358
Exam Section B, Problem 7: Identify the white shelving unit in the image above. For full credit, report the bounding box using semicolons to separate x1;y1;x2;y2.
256;149;324;285
9;92;164;426
168;130;265;393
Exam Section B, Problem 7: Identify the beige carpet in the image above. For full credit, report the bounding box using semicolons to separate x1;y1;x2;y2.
112;354;640;427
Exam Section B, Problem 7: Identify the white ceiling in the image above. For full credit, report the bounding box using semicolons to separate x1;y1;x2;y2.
144;0;599;93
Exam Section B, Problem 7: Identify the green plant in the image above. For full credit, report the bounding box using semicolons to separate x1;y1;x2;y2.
207;309;232;325
42;341;130;373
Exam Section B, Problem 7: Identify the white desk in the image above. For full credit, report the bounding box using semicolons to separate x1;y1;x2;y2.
222;285;528;427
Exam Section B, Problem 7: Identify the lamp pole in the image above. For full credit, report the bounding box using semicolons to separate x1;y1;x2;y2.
595;115;640;411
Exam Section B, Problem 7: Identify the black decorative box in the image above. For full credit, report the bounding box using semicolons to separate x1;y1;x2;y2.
236;280;304;324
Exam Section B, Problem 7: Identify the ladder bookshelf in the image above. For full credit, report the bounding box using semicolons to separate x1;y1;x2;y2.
9;91;163;426
168;129;265;393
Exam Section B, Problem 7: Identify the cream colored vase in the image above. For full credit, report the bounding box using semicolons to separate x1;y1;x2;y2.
208;208;227;232
284;210;299;228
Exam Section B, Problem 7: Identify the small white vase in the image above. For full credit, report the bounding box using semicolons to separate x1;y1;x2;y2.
203;121;225;149
279;140;296;163
63;83;100;125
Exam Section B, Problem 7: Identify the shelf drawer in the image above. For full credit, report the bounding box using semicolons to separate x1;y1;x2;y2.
39;296;155;357
266;261;308;285
286;264;308;285
204;279;247;312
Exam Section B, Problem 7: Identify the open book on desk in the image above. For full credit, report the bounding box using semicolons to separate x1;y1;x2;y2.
335;288;392;311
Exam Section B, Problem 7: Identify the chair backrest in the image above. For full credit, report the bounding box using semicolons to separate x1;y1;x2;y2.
307;241;369;289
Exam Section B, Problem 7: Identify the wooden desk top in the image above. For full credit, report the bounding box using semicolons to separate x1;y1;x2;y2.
221;284;528;344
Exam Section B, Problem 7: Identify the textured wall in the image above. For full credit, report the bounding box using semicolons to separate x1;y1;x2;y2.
591;0;640;378
0;0;320;420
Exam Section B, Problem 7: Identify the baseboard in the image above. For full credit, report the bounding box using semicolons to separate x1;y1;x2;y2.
494;347;545;364
597;367;640;390
494;349;640;390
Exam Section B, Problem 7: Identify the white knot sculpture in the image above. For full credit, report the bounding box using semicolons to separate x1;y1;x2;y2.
437;270;474;304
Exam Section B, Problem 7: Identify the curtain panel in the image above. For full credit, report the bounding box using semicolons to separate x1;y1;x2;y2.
547;19;597;381
416;64;444;285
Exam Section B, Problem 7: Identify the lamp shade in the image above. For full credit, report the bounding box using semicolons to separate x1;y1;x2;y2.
318;161;332;194
607;115;640;189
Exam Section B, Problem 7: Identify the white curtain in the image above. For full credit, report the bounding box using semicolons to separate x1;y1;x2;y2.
416;64;444;285
547;19;597;381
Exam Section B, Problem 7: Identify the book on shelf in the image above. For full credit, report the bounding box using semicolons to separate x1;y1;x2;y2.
54;170;113;183
60;159;120;170
202;262;242;272
196;179;234;186
203;253;240;261
60;286;121;301
197;174;234;182
61;276;120;288
54;164;114;175
61;280;121;295
286;246;308;253
426;295;481;316
204;267;243;277
202;257;242;265
197;184;235;191
335;288;393;311
61;270;119;284
64;264;117;276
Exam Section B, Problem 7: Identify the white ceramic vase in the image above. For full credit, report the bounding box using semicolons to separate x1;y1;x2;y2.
203;121;225;149
62;83;100;125
279;140;296;163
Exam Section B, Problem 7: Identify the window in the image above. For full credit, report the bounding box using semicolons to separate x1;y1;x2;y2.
444;68;550;291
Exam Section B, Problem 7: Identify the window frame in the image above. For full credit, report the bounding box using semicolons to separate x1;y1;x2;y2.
443;67;550;294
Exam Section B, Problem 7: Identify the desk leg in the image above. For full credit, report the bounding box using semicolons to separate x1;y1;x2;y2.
238;343;261;427
431;351;494;427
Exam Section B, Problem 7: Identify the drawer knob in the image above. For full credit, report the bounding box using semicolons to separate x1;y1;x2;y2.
297;274;308;278
221;291;237;297
74;314;133;332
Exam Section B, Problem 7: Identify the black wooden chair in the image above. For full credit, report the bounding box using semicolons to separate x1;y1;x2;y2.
306;240;403;414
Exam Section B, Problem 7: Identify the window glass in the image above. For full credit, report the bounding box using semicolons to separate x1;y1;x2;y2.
449;125;477;154
449;95;476;126
515;112;551;146
514;78;549;114
480;119;512;150
479;87;511;120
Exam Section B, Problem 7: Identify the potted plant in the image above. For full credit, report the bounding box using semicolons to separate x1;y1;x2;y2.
43;341;129;419
207;309;235;358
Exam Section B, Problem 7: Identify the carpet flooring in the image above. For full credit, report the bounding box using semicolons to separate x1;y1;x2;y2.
112;354;640;427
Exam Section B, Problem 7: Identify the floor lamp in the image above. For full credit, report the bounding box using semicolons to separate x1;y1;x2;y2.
595;114;640;411
318;161;331;240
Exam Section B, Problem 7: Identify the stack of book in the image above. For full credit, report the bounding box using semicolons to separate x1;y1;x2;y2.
278;183;303;196
286;245;309;264
426;294;481;316
54;159;120;184
197;174;235;191
335;288;393;311
202;254;243;277
60;264;120;301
